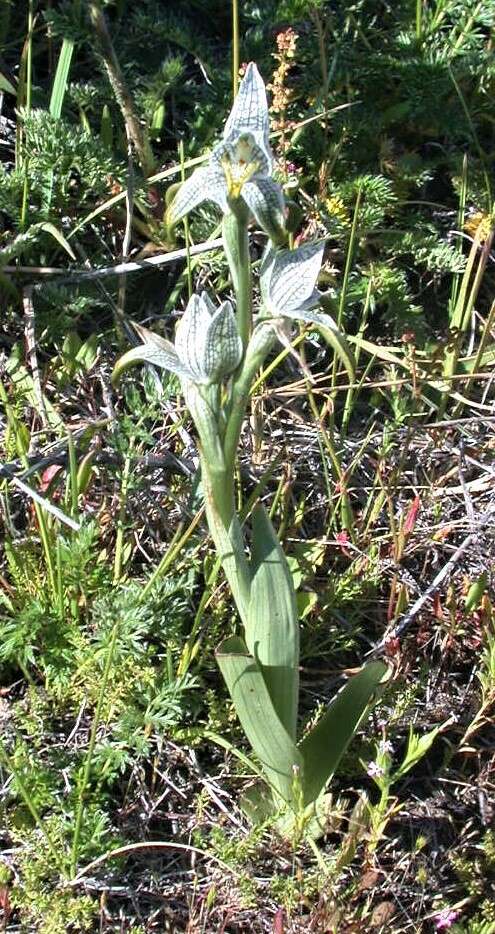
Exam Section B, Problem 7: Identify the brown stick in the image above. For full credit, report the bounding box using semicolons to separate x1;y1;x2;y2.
88;0;154;177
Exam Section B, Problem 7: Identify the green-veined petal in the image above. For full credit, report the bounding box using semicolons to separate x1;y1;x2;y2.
242;177;286;244
112;324;192;384
175;294;211;382
167;164;228;226
223;63;271;164
204;300;243;382
266;242;325;316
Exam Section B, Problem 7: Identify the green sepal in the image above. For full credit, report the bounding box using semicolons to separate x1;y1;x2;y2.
299;661;390;806
285;199;303;234
216;635;303;806
247;504;299;740
76;450;95;497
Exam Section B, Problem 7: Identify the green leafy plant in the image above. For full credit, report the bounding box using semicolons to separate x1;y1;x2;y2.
114;63;390;832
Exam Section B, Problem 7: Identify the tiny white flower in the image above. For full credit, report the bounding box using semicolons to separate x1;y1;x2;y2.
167;63;285;241
367;761;385;779
112;292;242;387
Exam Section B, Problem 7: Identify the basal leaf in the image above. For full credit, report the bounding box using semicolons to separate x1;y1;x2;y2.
216;635;303;806
299;661;390;806
247;504;299;739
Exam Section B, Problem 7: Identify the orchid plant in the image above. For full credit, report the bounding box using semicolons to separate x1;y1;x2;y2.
114;64;389;833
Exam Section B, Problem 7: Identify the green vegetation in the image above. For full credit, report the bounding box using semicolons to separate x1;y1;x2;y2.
0;0;494;930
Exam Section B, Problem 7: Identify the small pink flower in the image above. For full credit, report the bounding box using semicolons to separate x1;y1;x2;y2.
434;909;459;930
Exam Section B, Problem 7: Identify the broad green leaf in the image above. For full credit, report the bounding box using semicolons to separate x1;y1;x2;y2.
216;636;303;806
247;504;299;739
464;572;488;612
204;730;263;780
347;335;406;367
299;661;390;806
150;100;166;135
49;38;74;120
75;334;99;371
5;352;62;430
458;345;495;372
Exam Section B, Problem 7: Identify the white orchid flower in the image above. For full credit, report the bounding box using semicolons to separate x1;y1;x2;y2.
112;292;243;387
167;63;285;242
256;241;355;379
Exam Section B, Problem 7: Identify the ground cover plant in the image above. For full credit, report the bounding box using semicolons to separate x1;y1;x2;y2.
0;0;494;931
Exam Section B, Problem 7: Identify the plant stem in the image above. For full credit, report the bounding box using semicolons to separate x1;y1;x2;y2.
67;430;79;519
223;324;276;476
232;0;239;99
185;384;251;622
113;446;132;584
70;617;120;877
332;185;362;390
20;0;34;230
179;140;193;298
89;0;154;177
222;208;252;352
0;742;66;874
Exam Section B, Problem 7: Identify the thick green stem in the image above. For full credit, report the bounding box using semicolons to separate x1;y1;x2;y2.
200;456;251;624
185;384;251;623
223;323;276;476
222;207;252;351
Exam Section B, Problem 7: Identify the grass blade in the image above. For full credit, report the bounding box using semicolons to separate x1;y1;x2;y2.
49;38;74;120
